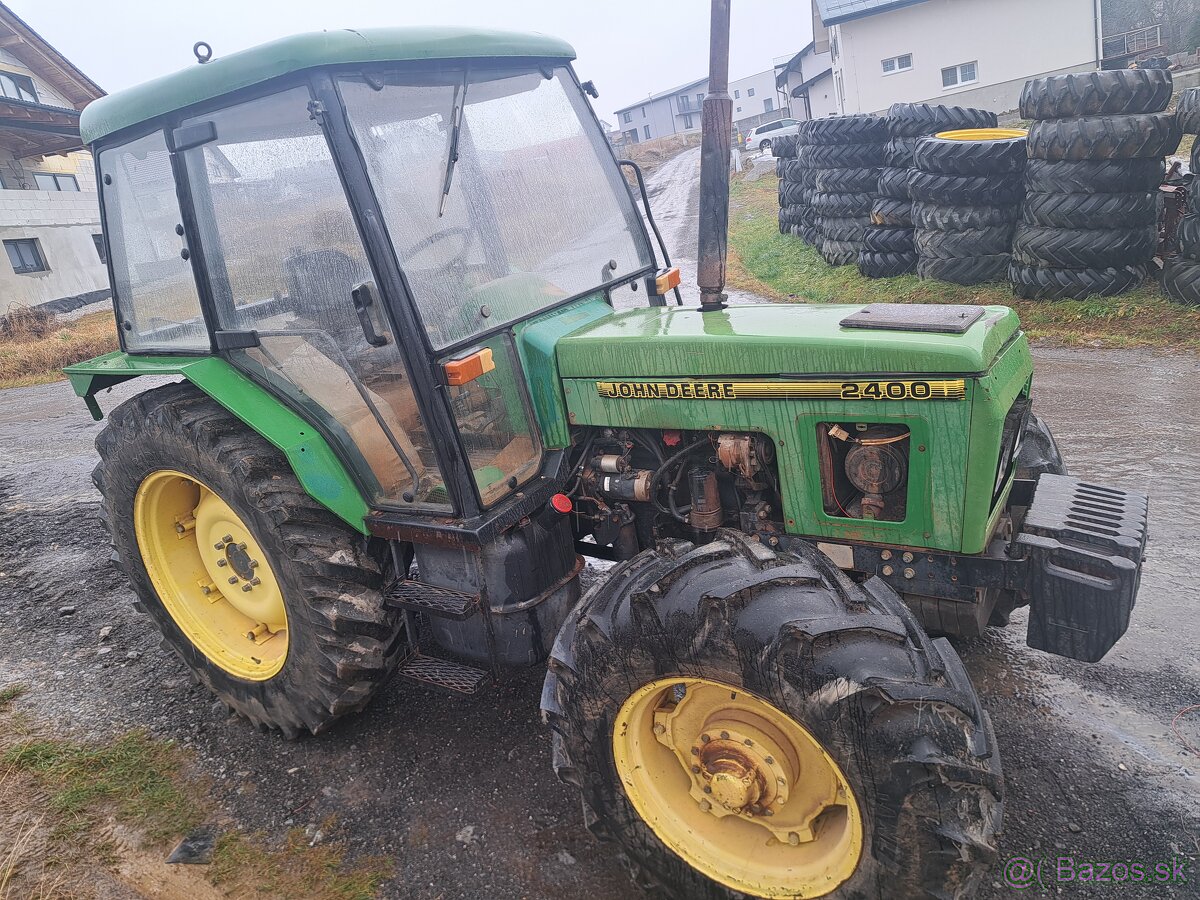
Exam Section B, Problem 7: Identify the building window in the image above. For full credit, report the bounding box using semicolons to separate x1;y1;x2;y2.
92;234;107;264
764;98;774;113
643;125;651;140
942;61;978;89
736;106;742;113
882;54;913;75
640;105;646;118
697;93;704;105
33;172;80;192
831;34;839;61
622;111;632;124
678;95;691;112
0;71;37;104
625;129;639;144
4;238;47;274
734;89;740;99
683;113;694;130
747;87;756;97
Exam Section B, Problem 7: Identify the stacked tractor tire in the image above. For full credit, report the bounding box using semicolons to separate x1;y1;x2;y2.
869;103;999;280
910;128;1026;285
1164;88;1200;305
799;115;888;266
1012;69;1180;299
775;128;821;245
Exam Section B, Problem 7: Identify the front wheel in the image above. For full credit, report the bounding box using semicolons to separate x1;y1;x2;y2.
760;139;772;155
542;532;1002;899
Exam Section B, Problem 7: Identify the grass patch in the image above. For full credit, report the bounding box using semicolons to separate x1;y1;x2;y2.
0;705;391;899
0;308;118;390
728;171;1200;350
0;685;25;708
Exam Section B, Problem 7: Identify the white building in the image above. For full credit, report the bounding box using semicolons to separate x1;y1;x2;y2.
817;0;1103;116
0;3;107;312
613;59;798;144
776;6;838;121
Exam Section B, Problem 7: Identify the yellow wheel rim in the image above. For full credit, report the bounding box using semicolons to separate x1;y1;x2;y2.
935;127;1028;141
134;470;288;681
613;678;863;899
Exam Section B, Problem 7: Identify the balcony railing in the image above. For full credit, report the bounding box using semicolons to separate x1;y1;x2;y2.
1102;24;1162;59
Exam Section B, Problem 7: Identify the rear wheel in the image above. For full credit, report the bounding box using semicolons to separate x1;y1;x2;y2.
543;533;1003;899
94;382;404;736
760;139;771;155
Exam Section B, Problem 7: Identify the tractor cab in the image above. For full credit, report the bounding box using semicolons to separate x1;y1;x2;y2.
82;28;659;522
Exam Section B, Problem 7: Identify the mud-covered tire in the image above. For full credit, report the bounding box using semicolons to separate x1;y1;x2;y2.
915;226;1014;259
815;166;880;193
912;202;1017;232
1176;214;1200;259
1161;256;1200;305
92;382;403;737
812;191;875;217
858;250;918;278
1008;262;1146;299
1024;158;1165;194
871;198;914;227
1012;224;1157;269
1020;69;1173;121
821;239;861;266
1026;114;1181;161
778;181;810;206
885;138;920;168
887;102;998;138
1020;191;1158;228
1017;413;1069;479
863;226;914;253
807;114;889;145
542;533;1003;900
819;216;871;242
877;166;911;199
913;132;1027;177
800;142;888;169
908;171;1024;205
918;254;1010;285
1178;88;1200;135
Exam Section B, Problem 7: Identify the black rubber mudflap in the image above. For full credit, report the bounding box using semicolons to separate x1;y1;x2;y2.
1015;475;1149;662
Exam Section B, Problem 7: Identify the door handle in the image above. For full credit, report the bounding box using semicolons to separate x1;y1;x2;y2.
351;281;388;347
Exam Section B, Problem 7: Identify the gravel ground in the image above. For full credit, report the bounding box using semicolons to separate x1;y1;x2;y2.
1;149;1198;898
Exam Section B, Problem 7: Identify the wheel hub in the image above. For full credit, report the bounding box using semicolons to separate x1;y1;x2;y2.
134;470;289;680
614;677;863;898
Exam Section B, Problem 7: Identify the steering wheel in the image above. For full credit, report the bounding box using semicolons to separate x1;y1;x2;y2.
399;227;474;277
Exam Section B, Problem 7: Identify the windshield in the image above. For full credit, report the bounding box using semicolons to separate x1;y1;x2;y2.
338;64;654;349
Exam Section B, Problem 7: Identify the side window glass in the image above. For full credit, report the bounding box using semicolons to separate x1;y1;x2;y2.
98;132;207;352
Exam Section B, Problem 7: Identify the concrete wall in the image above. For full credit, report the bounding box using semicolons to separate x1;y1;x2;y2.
831;0;1100;114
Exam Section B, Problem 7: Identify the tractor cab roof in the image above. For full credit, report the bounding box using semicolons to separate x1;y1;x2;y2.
79;27;576;145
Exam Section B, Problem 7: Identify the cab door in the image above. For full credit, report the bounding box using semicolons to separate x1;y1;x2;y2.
177;86;448;508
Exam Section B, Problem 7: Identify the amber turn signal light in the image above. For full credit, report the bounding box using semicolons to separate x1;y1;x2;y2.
655;267;681;294
444;347;495;386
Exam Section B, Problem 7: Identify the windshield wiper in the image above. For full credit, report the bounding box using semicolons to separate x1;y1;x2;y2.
438;72;468;217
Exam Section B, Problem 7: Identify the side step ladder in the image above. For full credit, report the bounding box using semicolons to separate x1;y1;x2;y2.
384;579;489;695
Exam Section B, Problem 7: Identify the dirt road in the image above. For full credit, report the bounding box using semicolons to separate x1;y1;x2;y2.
1;146;1198;897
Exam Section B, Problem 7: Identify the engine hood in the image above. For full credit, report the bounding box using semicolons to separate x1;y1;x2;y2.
555;303;1021;378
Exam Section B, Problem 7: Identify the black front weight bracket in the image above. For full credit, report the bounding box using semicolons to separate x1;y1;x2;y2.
813;475;1149;664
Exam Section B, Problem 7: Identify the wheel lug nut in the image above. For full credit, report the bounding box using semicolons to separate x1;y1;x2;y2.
222;534;233;543
744;739;753;746
242;584;253;592
703;786;712;794
699;800;711;812
238;542;247;551
228;576;238;585
214;541;225;550
216;559;227;567
250;577;261;586
765;756;775;765
690;747;699;756
691;765;700;773
788;832;801;846
249;560;259;569
201;586;211;595
701;733;710;743
720;731;729;740
653;723;665;736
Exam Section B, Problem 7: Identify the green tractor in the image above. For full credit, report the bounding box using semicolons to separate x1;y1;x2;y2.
67;19;1147;900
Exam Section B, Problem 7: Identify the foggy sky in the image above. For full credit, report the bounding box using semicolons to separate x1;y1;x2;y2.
11;0;813;127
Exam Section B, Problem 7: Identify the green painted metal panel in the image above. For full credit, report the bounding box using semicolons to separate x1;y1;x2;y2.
514;295;614;449
556;304;1021;379
65;351;371;534
561;329;1034;553
81;28;576;144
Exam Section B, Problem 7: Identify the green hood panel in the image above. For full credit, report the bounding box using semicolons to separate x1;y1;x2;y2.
555;304;1021;378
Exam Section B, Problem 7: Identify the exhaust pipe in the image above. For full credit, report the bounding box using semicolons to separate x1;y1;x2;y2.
697;0;733;312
